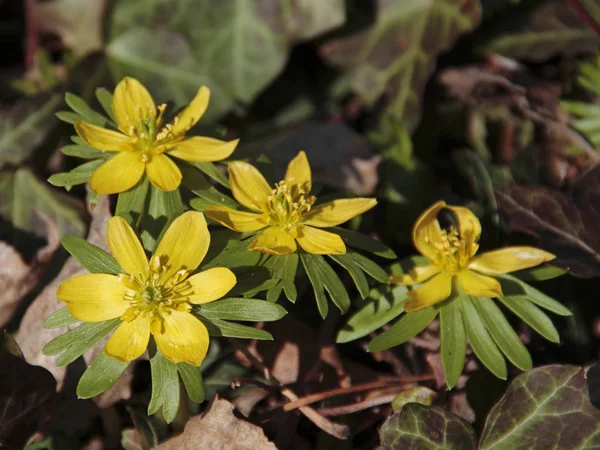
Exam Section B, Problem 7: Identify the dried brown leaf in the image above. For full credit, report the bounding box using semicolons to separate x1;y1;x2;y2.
156;396;277;450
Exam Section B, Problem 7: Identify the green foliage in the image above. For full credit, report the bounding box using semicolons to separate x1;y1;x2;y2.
380;366;600;449
77;352;130;399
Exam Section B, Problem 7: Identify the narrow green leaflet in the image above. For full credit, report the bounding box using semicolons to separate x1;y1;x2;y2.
148;349;180;423
177;363;205;403
349;252;389;284
141;184;184;251
497;295;560;343
499;275;572;316
42;307;78;329
300;252;350;318
330;227;396;259
60;143;107;159
96;87;116;122
473;296;532;371
48;159;105;189
115;176;150;228
61;236;121;274
77;352;130;399
43;319;120;361
64;93;108;127
198;317;273;340
184;166;237;211
337;286;408;344
439;297;466;389
329;253;370;299
459;296;507;380
193;162;229;188
195;298;287;322
511;265;567;282
201;230;262;270
263;253;298;303
368;307;438;352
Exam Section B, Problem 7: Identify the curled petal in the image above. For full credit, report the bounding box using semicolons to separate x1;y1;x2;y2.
468;247;556;275
107;216;148;280
446;204;481;249
404;272;453;312
296;225;345;255
284;151;311;189
57;274;128;321
104;313;151;362
303;198;377;227
186;268;237;304
89;151;145;195
389;264;440;286
248;227;297;255
169;86;210;135
228;161;271;212
204;206;268;232
146;153;182;191
74;121;132;152
456;269;502;298
153;311;209;366
167;137;239;162
154;211;210;280
112;77;156;135
411;201;447;261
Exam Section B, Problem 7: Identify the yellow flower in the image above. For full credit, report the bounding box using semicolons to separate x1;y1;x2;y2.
57;211;236;366
75;77;239;195
392;201;555;313
204;151;377;255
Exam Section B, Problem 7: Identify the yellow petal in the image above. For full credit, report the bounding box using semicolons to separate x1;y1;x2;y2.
112;77;156;135
248;227;297;255
284;150;311;188
468;247;556;275
154;211;210;280
186;268;236;304
167;137;239;162
456;269;502;298
446;205;481;248
228;161;271;212
74;121;132;152
146;153;182;191
57;274;128;322
153;310;209;366
303;198;377;227
169;86;210;136
107;216;148;280
89;151;145;195
104;314;151;362
204;206;268;232
296;225;346;255
411;201;447;261
389;264;440;285
404;272;453;312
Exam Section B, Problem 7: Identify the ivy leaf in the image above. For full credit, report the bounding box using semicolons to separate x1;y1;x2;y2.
479;366;600;449
496;168;600;278
320;0;481;131
380;403;476;449
108;0;346;121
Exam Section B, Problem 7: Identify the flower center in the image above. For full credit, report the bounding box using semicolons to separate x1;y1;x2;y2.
266;181;315;231
431;226;474;273
118;256;193;332
130;104;181;154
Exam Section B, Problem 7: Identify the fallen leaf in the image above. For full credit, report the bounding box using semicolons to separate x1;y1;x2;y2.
320;0;482;131
0;338;58;449
156;396;277;450
15;195;135;406
496;165;600;278
34;0;107;58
